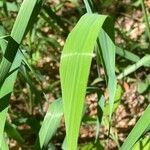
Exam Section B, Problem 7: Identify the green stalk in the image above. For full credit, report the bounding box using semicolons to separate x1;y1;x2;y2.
117;55;150;79
141;0;150;41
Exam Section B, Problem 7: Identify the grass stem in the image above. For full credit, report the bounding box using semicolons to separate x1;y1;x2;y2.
141;0;150;41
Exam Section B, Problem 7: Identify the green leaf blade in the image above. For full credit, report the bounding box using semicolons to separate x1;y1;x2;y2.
60;13;111;150
98;28;117;119
120;104;150;150
35;99;63;149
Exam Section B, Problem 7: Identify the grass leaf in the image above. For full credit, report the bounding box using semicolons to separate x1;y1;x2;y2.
0;1;18;12
5;121;24;143
116;46;140;63
118;55;150;79
0;51;22;148
120;104;150;150
97;27;117;120
60;13;114;150
0;107;8;148
35;99;63;149
0;0;42;85
1;135;9;150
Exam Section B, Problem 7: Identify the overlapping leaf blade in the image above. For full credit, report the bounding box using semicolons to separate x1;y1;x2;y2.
0;51;22;148
97;28;117;119
0;26;22;149
60;13;115;150
0;0;42;147
83;0;116;124
0;0;42;84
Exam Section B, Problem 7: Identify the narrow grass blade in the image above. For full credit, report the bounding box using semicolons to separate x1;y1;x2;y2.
60;14;113;150
0;0;42;85
35;99;63;149
43;5;68;34
84;0;116;121
20;50;42;83
0;27;8;149
116;46;140;63
141;0;150;41
19;64;42;104
118;55;150;79
0;1;18;12
0;107;8;148
0;51;22;97
0;25;6;54
0;51;22;148
95;95;105;141
40;12;61;33
0;26;22;148
83;0;96;13
120;104;150;150
97;28;117;120
10;0;42;44
5;121;24;143
2;0;8;16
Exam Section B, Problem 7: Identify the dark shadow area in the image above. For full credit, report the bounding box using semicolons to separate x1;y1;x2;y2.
0;93;10;112
4;36;19;63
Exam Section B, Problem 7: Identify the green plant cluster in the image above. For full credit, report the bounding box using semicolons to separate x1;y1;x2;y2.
0;0;150;150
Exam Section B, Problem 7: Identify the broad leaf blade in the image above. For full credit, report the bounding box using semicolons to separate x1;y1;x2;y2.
1;135;9;150
60;14;112;150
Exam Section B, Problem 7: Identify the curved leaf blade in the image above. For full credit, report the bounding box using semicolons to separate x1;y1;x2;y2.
60;13;114;150
35;99;63;149
97;28;117;120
